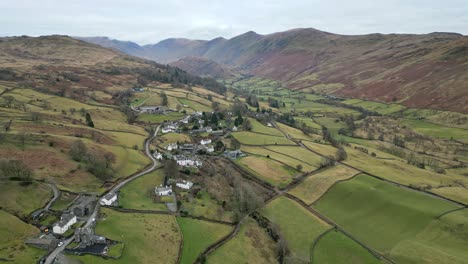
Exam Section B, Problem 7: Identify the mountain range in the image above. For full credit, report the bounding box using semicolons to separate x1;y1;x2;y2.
81;28;468;113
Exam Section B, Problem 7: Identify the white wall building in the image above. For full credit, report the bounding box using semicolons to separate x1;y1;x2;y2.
155;185;172;196
176;180;194;190
100;192;117;206
200;138;212;145
165;143;178;151
173;155;203;167
52;214;77;234
153;151;163;160
205;145;215;153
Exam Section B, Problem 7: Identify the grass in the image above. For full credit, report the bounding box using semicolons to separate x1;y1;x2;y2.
402;119;468;143
231;131;294;145
265;145;323;168
389;209;468;264
50;192;78;211
289;165;359;204
137;111;185;123
238;156;297;187
311;229;383;264
0;181;52;217
177;217;233;264
276;122;315;141
206;218;277;264
118;169;167;210
104;145;150;179
313;174;460;256
0;210;45;263
160;132;192;145
294;116;322;129
180;190;235;223
301;140;337;157
240;145;316;172
108;131;146;149
261;197;330;262
178;98;212;112
70;208;180;263
249;118;283;136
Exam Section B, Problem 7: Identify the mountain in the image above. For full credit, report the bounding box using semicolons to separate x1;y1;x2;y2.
79;29;468;113
74;36;144;56
169;56;235;79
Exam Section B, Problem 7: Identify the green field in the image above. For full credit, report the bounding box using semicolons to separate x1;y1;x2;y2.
262;197;330;262
314;175;461;259
137;112;185;123
118;169;166;210
289;165;359;204
238;156;297;187
402;119;468;143
311;229;382;264
0;181;52;217
265;145;323;168
177;217;233;264
249;118;284;136
207;218;277;264
231;131;294;145
179;190;235;223
0;210;44;263
70;208;180;263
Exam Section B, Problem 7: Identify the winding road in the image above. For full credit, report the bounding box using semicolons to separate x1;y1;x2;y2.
43;125;162;264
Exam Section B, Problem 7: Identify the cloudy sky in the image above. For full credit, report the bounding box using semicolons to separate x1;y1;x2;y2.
1;0;467;44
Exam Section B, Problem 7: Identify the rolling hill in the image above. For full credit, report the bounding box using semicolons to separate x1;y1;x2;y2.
79;29;468;113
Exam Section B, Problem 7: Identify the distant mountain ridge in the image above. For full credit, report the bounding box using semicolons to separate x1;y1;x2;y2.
77;28;468;113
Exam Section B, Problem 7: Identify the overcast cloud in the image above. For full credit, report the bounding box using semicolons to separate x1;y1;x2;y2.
0;0;467;44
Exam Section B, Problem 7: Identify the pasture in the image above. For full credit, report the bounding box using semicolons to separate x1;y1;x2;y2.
261;197;330;262
177;217;233;264
0;181;52;218
231;131;294;145
118;169;166;210
238;156;297;187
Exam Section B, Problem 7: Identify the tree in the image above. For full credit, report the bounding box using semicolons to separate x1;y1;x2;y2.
335;147;348;161
242;118;252;131
296;164;303;172
0;159;33;181
69;140;88;161
4;96;14;108
85;151;112;180
210;112;219;126
85;113;94;128
164;159;178;183
161;92;168;106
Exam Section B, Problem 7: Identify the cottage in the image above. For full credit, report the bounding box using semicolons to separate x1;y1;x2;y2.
176;180;194;190
138;106;165;114
179;143;195;151
205;145;215;153
232;126;238;132
205;127;213;133
69;195;96;217
267;122;273;127
155;185;172;196
200;138;212;145
173;155;203;167
132;87;145;92
165;143;178;151
211;130;224;135
223;150;245;159
153;151;163;160
100;192;117;206
181;116;190;124
52;213;77;234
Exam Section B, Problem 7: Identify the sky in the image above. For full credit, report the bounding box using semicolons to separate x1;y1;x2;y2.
1;0;467;45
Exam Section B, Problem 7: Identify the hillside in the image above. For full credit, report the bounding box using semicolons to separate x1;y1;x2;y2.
169;56;235;79
80;29;468;113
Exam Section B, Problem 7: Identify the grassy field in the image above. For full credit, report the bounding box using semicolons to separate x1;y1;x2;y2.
0;181;52;217
402;119;468;143
238;156;297;187
265;145;323;168
108;131;146;149
0;210;44;263
177;217;233;264
179;190;235;223
137;112;185;123
240;145;316;172
206;218;277;264
70;208;180;263
289;165;359;204
313;175;460;258
276;122;315;141
389;209;468;264
249;118;284;136
231;131;294;145
50;192;78;211
262;197;330;262
160;132;192;145
294;116;322;130
118;169;166;210
104;145;150;179
311;229;382;264
301;140;337;157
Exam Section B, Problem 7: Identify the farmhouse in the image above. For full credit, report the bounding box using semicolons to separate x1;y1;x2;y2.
205;127;213;133
267;122;273;127
211;130;224;135
132;87;144;92
179;143;196;152
69;195;96;217
200;138;212;145
165;143;178;151
155;185;173;196
173;155;203;167
138;106;165;114
53;213;77;234
205;145;215;153
176;180;194;190
100;192;117;206
181;116;190;124
223;150;245;159
153;151;163;160
232;126;238;132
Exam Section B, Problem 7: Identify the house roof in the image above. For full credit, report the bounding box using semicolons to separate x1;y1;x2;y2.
55;213;75;227
103;192;116;201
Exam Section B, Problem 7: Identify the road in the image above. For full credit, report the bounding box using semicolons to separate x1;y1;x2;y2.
43;125;161;264
44;184;60;211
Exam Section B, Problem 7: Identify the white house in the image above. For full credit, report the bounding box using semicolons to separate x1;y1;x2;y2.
232;126;238;132
100;192;117;206
52;214;77;234
205;145;215;153
153;151;163;160
155;185;172;196
176;180;194;190
173;155;203;167
205;127;213;133
267;122;273;127
165;143;178;151
181;116;190;124
200;138;212;145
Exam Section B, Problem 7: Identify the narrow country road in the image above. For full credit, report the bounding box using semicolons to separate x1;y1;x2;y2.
43;125;161;264
44;183;60;211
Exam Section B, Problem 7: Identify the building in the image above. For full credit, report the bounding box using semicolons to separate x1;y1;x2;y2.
69;195;96;217
173;155;203;167
153;151;163;160
155;185;172;196
52;213;77;234
200;138;212;145
232;126;238;132
267;122;273;127
74;226;107;248
181;116;190;124
179;143;195;152
211;130;224;136
165;143;178;151
132;87;145;92
205;145;215;153
176;180;194;190
100;192;117;206
223;150;245;159
205;127;213;133
26;237;59;251
138;106;165;114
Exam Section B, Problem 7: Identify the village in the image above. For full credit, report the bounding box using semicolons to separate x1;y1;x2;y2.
27;102;249;261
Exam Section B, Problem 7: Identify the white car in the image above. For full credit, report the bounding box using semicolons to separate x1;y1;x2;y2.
58;242;64;247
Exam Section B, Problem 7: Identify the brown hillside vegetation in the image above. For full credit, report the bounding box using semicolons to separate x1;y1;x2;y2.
104;28;468;113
